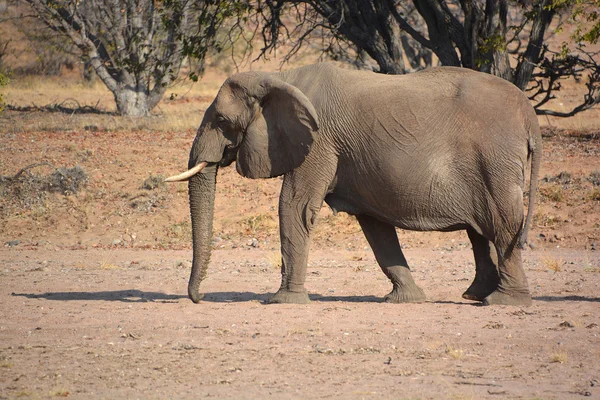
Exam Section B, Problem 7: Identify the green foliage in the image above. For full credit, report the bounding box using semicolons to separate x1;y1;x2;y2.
476;34;508;68
554;0;600;44
572;5;600;44
178;0;251;67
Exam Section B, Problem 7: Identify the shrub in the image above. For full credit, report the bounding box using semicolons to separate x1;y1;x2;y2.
46;166;88;195
142;175;165;190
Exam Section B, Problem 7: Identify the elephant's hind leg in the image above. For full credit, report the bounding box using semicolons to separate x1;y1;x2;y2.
483;235;532;306
357;215;426;303
462;228;500;302
482;190;532;306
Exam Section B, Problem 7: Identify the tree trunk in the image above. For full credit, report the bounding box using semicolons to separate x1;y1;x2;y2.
514;0;555;90
187;164;218;303
114;86;151;116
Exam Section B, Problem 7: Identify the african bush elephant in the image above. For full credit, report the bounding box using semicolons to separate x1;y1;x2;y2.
166;63;541;306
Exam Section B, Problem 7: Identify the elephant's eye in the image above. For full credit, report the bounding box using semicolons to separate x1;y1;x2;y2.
215;116;228;128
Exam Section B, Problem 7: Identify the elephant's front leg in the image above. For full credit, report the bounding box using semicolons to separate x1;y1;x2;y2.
268;172;328;304
357;215;426;303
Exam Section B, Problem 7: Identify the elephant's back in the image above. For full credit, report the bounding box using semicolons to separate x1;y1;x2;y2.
344;67;531;142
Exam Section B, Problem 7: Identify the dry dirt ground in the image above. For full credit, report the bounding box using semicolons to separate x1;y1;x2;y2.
0;128;599;399
1;248;599;399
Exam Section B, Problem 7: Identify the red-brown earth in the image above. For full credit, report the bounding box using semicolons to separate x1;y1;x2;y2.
1;127;599;399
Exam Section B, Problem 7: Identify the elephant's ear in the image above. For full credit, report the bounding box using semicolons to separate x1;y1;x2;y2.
236;78;319;179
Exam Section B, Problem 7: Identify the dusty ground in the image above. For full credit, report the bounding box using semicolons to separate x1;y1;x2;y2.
0;83;599;398
0;129;598;251
0;127;599;399
1;248;599;399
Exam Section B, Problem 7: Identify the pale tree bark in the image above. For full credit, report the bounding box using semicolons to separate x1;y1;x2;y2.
24;0;191;116
22;0;239;116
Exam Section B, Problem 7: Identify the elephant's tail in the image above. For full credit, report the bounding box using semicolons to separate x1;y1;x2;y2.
519;123;542;249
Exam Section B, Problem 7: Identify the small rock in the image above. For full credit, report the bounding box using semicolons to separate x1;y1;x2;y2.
484;322;506;329
5;240;20;247
248;238;259;248
559;321;575;328
112;239;122;246
173;343;200;351
175;260;191;269
528;242;536;250
554;233;563;241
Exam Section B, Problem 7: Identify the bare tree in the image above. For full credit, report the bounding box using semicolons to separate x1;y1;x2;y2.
23;0;245;116
252;0;600;117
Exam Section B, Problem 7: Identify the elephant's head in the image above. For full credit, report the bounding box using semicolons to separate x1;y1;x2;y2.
166;72;320;302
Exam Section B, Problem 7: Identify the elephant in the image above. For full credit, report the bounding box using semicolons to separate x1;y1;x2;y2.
166;63;541;306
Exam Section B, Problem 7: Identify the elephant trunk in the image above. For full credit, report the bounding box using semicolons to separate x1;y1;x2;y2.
187;163;218;303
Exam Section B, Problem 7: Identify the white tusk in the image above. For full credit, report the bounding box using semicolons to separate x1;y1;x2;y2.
164;162;209;182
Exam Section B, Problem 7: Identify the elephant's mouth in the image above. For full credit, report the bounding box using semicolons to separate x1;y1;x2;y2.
165;145;238;183
219;146;238;168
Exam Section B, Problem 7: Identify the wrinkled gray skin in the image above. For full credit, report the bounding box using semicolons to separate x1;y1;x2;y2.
179;63;541;306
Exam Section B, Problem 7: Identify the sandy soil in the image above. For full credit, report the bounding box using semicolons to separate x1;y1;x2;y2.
0;126;599;399
1;247;599;399
0;129;598;251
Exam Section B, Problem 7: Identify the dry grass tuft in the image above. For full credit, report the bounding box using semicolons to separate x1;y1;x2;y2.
243;213;277;234
550;352;568;363
533;211;562;228
542;256;563;273
540;184;565;202
445;345;464;360
98;249;119;270
265;252;282;270
48;387;70;397
169;221;191;241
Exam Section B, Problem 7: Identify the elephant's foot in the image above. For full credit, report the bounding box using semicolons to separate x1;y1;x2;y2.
482;289;532;306
462;277;499;302
268;289;311;304
384;284;426;303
